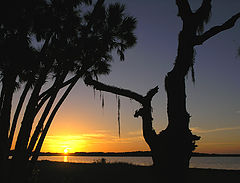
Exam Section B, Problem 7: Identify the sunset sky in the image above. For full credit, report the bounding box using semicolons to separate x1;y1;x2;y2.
12;0;240;154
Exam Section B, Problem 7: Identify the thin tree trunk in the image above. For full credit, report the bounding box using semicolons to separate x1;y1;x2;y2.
13;70;47;162
8;80;31;152
0;81;6;113
13;34;53;163
27;72;68;158
7;34;54;183
10;68;50;183
0;73;17;156
0;72;17;181
30;75;80;166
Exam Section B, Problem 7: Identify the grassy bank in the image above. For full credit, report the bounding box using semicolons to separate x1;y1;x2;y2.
33;160;240;183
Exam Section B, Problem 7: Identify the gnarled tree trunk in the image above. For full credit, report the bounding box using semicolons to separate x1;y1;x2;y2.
84;74;199;181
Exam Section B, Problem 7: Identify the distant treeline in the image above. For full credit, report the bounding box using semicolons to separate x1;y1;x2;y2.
192;152;240;157
40;151;152;157
8;151;240;157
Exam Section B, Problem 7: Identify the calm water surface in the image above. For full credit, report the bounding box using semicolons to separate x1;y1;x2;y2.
38;156;240;170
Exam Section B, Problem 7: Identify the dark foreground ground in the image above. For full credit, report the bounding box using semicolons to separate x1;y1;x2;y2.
33;160;240;183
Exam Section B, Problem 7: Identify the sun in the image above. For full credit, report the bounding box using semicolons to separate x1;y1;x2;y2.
64;148;69;154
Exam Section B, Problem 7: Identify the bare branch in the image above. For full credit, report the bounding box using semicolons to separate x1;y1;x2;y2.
145;86;159;102
176;0;192;20
194;0;212;18
194;0;212;33
194;12;240;45
84;76;145;104
84;76;159;105
84;76;159;146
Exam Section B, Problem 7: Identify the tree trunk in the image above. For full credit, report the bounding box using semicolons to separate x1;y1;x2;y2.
27;72;68;158
12;33;53;164
0;73;17;153
0;72;17;180
84;75;199;180
13;65;53;158
8;80;32;152
9;69;49;183
30;75;79;167
145;24;199;179
148;71;197;180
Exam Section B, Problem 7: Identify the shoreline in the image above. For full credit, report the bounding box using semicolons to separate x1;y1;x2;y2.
34;160;240;183
36;155;240;171
34;151;240;157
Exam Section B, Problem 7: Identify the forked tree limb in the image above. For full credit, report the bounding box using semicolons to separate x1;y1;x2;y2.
176;0;192;19
193;0;212;27
38;75;79;100
84;76;159;146
194;12;240;45
194;0;212;16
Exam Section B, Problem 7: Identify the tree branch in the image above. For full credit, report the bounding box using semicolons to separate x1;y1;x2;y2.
84;76;145;104
176;0;192;20
84;76;158;105
84;76;159;146
194;12;240;45
38;74;79;100
193;0;212;31
145;86;159;102
194;0;212;17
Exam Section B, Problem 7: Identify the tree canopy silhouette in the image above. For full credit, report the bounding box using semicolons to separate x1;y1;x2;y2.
0;0;136;182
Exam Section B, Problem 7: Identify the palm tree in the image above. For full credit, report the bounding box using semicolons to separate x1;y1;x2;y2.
29;1;137;164
0;0;137;182
0;0;39;166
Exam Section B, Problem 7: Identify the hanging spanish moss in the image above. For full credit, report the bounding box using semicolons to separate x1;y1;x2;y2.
93;88;96;99
101;92;104;109
99;90;102;101
129;98;134;114
191;48;197;83
117;96;121;138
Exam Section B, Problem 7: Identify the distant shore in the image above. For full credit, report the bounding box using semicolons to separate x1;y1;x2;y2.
34;151;240;157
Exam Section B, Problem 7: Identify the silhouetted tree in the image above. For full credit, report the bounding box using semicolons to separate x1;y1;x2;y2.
85;0;240;180
0;0;136;182
0;0;40;172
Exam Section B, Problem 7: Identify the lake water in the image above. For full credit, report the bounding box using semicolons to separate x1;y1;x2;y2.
37;156;240;170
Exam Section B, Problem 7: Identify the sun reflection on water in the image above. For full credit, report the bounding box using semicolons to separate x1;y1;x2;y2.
64;156;68;162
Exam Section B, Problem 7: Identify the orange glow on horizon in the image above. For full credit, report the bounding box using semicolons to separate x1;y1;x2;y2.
39;132;240;154
37;108;240;154
40;132;150;153
41;135;87;153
